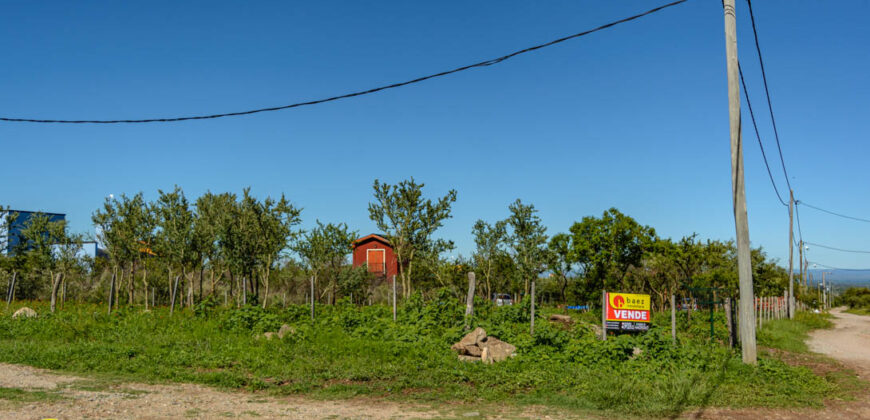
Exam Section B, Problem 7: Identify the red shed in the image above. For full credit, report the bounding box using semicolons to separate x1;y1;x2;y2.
352;234;398;279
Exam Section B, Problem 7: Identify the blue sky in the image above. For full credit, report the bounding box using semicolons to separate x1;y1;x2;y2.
2;0;869;272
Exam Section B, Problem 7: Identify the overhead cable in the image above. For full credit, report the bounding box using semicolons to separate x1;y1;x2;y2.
738;64;788;206
745;0;792;192
0;0;688;124
804;241;870;255
807;261;870;272
798;201;870;224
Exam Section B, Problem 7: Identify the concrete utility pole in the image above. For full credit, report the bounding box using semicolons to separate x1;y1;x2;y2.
788;190;795;318
822;272;827;310
723;0;756;364
798;239;809;287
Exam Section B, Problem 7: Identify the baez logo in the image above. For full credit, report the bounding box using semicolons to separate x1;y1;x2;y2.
606;292;651;324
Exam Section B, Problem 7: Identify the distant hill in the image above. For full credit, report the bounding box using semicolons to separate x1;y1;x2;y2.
805;269;870;291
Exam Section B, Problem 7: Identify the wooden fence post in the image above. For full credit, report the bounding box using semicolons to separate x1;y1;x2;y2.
725;297;734;348
170;275;180;315
671;294;677;344
108;270;117;315
465;272;476;329
530;278;537;336
601;290;607;341
5;271;17;309
310;276;315;320
50;273;62;313
392;275;397;322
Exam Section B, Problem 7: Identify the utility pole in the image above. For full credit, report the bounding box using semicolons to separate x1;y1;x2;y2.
788;190;795;319
799;240;804;287
822;272;827;310
723;0;756;364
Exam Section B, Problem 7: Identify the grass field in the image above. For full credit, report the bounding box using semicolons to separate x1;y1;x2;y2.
0;296;857;417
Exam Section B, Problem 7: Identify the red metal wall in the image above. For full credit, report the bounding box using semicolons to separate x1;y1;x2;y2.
352;237;398;279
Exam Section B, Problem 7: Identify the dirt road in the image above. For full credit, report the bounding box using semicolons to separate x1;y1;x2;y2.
808;308;870;378
693;307;870;420
2;309;869;419
0;364;569;419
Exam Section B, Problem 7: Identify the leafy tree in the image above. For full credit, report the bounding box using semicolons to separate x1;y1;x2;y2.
195;192;236;297
155;186;196;309
293;220;356;304
368;178;457;298
547;233;574;303
418;238;458;294
246;189;301;308
505;199;548;296
569;208;656;293
93;192;155;305
471;220;507;301
15;213;65;299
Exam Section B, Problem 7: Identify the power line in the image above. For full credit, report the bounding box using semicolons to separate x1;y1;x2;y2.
738;63;788;206
795;201;804;243
805;241;870;254
745;0;792;192
0;0;688;124
807;261;870;272
797;201;870;224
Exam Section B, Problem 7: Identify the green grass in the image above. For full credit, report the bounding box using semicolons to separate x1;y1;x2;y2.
845;307;870;316
0;387;65;404
758;312;833;353
0;298;855;417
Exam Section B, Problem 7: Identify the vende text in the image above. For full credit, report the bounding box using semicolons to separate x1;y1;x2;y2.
612;310;648;321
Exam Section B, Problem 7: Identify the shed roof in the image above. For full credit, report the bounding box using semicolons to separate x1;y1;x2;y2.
352;233;391;248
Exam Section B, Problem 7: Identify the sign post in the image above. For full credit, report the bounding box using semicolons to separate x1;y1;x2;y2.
604;292;651;333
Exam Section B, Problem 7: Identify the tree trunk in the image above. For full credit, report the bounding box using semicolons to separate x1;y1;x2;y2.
170;275;180;315
5;270;17;309
50;273;62;313
142;268;149;310
262;267;270;309
108;268;117;315
128;263;135;306
61;274;66;310
115;266;121;309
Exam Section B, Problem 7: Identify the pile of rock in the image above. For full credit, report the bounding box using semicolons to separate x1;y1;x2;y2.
451;327;516;363
12;307;37;319
260;324;295;340
548;314;573;327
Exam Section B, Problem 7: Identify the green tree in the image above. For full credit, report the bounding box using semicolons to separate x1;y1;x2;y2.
155;186;196;310
505;199;548;296
368;178;457;298
569;207;656;293
293;220;356;304
471;219;507;301
547;232;574;303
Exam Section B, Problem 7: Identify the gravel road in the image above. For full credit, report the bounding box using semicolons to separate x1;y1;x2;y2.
2;308;869;419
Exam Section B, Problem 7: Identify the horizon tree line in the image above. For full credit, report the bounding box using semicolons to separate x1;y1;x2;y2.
1;178;797;312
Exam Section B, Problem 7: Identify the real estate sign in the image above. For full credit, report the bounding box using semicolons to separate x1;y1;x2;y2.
605;292;651;332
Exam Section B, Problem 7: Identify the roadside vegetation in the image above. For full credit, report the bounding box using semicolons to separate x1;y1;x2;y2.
0;298;852;417
838;287;870;315
0;178;855;416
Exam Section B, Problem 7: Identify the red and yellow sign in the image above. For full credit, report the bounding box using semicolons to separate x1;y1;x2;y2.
606;292;651;323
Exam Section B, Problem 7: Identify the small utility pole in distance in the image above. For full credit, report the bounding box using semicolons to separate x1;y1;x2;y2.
392;275;397;322
723;0;757;364
799;240;804;287
310;276;315;320
788;190;795;318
